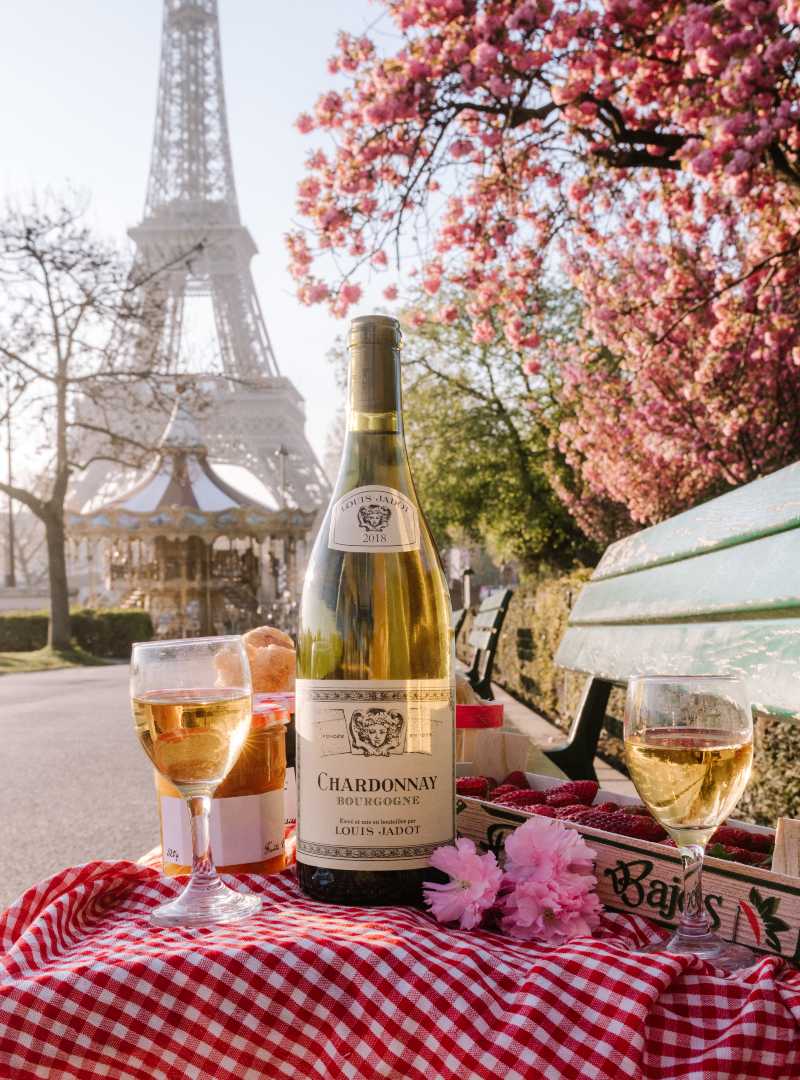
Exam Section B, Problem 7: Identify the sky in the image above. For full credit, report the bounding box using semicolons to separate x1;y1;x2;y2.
0;0;387;466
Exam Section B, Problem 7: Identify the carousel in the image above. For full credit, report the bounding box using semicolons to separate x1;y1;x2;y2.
68;403;317;638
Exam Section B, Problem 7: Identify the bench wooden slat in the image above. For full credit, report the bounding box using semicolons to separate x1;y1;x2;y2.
462;588;513;700
569;528;800;626
474;600;508;618
556;618;800;719
473;611;499;629
594;461;800;581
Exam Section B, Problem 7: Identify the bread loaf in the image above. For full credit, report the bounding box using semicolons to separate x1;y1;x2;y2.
243;625;295;692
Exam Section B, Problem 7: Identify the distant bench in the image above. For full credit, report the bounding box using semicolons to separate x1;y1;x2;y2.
543;461;800;780
456;588;513;701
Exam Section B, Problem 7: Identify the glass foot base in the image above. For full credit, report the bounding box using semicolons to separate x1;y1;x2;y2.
151;875;261;929
643;929;754;972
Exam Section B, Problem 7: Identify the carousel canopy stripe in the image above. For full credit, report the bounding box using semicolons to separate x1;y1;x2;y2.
101;454;249;514
66;504;315;540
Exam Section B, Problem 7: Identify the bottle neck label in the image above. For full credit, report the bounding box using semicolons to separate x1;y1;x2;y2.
328;485;420;553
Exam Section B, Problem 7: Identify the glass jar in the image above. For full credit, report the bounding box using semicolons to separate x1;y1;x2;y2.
254;692;296;823
156;700;288;876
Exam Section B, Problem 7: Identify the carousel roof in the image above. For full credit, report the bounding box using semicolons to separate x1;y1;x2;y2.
68;403;315;540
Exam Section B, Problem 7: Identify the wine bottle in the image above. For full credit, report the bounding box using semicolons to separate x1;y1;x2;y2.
296;314;455;905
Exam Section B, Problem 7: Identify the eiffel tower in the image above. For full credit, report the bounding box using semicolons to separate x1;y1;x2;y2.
128;0;328;513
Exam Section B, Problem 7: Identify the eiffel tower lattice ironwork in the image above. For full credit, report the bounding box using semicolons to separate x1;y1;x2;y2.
129;0;328;512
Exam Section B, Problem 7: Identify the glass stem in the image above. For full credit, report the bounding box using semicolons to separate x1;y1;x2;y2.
188;794;219;886
677;843;710;939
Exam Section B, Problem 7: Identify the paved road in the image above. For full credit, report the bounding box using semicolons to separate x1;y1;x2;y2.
0;665;159;910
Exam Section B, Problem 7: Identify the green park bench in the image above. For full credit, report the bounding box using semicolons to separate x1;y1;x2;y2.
457;588;514;701
544;460;800;781
452;608;467;640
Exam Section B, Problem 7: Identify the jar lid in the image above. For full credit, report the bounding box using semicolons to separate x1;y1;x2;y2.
455;703;504;729
252;701;289;730
254;691;295;713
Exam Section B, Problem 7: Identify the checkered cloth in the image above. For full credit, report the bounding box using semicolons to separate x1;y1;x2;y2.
0;861;798;1080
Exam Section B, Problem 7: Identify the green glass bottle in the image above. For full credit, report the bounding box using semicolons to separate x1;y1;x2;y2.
296;314;455;905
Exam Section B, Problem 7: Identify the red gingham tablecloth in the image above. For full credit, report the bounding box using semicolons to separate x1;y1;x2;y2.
0;860;798;1080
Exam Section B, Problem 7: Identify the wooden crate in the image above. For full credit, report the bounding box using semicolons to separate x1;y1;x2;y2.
456;775;800;962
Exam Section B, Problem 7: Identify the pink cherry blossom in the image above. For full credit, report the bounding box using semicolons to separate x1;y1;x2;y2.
473;42;500;69
340;282;362;306
503;814;597;885
472;318;494;344
287;2;800;530
500;876;602;944
499;817;601;944
423;838;503;930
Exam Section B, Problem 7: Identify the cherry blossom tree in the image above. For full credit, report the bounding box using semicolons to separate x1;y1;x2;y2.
288;0;800;528
553;185;800;531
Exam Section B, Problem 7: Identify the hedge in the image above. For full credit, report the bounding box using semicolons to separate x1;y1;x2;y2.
0;608;154;658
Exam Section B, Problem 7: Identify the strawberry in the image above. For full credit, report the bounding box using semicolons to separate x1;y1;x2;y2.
711;826;774;854
494;789;547;809
569;810;620;832
456;776;491;799
555;804;593;820
489;784;521;802
546;781;599;807
574;810;667;842
547;791;580;808
501;771;529;790
707;843;771;867
611;816;668;843
594;802;621;813
528;805;558;818
620;804;652;816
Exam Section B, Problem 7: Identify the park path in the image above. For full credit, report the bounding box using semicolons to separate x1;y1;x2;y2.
0;665;158;910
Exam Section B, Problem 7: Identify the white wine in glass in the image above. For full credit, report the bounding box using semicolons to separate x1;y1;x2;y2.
131;637;261;928
133;688;251;789
624;675;754;970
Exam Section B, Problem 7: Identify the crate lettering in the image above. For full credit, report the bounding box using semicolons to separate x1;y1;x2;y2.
604;858;722;929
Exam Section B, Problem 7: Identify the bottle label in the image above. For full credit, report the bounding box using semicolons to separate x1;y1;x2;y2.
296;678;455;871
328;485;420;553
160;789;285;868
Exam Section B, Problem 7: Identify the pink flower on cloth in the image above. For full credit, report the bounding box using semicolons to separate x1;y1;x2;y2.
501;877;602;945
423;838;503;929
504;814;596;884
500;817;601;944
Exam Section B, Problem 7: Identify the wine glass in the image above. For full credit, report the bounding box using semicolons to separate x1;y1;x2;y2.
131;636;262;927
624;675;754;970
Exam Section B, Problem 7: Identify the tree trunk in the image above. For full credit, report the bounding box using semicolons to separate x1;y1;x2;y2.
44;509;71;651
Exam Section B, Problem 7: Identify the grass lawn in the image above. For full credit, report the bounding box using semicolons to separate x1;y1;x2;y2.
0;645;110;675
